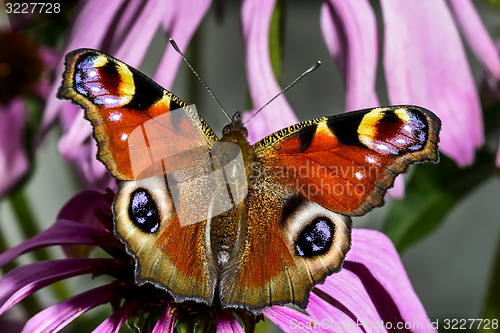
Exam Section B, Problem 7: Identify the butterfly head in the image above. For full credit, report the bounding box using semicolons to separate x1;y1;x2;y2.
222;111;248;138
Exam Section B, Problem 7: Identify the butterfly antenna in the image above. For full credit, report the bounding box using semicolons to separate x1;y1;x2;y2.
169;38;231;121
243;61;321;125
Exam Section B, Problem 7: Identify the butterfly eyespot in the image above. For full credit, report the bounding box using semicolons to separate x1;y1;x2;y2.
295;217;334;258
128;188;161;233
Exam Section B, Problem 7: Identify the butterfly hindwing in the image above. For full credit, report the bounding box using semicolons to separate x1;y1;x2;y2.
253;106;441;216
219;177;351;311
113;177;217;304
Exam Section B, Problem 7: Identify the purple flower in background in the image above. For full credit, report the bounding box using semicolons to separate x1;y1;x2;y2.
0;190;434;332
321;0;500;169
0;30;57;197
0;99;29;197
480;41;500;169
240;0;298;145
41;0;212;189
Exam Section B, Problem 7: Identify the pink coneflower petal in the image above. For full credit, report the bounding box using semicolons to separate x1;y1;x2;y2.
62;0;125;52
79;143;115;189
58;112;115;187
44;0;138;186
0;220;110;266
21;284;122;333
315;269;386;331
59;103;82;134
153;0;212;88
114;0;165;67
57;103;113;189
57;190;109;257
306;293;362;332
320;0;379;111
386;176;404;199
36;46;60;98
92;300;140;333
111;1;147;46
214;308;245;332
58;113;92;160
241;0;297;144
0;98;29;197
89;141;110;181
242;1;401;197
346;229;435;332
320;1;406;198
39;45;60;70
0;258;113;316
448;0;500;80
152;306;176;333
57;190;107;228
381;0;483;167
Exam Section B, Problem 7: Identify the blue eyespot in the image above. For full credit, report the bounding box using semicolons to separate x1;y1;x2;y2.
295;217;334;258
128;188;160;233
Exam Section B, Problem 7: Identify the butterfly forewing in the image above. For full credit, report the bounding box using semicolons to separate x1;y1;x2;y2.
57;49;218;180
253;106;440;216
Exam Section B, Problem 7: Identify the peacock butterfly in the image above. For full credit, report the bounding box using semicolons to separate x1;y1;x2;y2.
57;48;440;313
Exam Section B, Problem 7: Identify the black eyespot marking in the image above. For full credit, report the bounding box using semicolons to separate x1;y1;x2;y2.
298;124;317;152
102;60;119;76
381;109;399;123
125;68;164;111
280;196;304;227
327;110;368;148
295;217;334;257
128;188;160;233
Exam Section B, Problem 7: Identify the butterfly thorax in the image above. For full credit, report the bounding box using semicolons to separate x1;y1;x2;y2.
209;112;258;268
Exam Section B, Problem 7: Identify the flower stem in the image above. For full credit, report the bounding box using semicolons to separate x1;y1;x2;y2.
8;187;50;260
269;0;285;84
0;208;43;317
0;221;17;274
